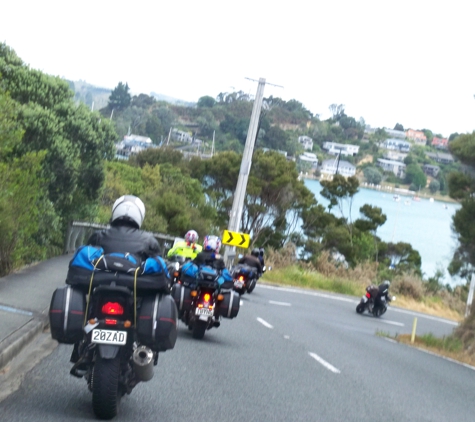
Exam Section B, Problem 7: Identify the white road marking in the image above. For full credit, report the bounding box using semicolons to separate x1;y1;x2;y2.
259;284;458;326
257;317;274;329
308;352;341;374
379;320;405;327
269;300;291;307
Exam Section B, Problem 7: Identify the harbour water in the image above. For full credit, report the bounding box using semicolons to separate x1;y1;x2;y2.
303;179;462;285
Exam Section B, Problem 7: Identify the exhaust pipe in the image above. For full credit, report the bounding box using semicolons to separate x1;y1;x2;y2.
132;346;154;382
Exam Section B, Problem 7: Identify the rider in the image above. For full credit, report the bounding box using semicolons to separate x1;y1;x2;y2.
87;195;161;259
366;280;392;309
237;248;263;279
166;229;202;260
193;235;226;271
258;248;265;268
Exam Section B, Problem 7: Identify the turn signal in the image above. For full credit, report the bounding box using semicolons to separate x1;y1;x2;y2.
124;320;132;328
102;302;124;315
174;271;179;277
217;294;224;301
191;290;198;297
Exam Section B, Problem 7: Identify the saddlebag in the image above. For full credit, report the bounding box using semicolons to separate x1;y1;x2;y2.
218;290;240;319
66;246;170;292
137;294;178;352
171;283;192;313
49;285;85;344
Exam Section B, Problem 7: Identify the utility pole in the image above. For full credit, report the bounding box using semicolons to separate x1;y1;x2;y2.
223;78;266;266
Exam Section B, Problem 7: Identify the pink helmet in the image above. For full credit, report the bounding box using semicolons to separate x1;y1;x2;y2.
203;235;221;253
185;230;199;245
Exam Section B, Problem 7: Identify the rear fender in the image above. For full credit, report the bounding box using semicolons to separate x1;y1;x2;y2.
97;344;121;359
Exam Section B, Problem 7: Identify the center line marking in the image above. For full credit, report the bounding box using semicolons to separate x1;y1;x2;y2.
380;320;405;327
257;317;274;329
308;352;341;374
269;300;291;306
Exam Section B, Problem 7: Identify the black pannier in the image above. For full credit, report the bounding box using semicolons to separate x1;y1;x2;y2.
171;283;192;314
219;290;240;319
136;294;178;352
49;286;85;344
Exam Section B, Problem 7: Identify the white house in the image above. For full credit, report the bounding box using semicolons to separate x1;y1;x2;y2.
321;158;356;177
322;142;359;156
384;128;406;139
382;138;411;153
299;152;318;168
123;134;152;144
377;158;406;178
298;136;313;151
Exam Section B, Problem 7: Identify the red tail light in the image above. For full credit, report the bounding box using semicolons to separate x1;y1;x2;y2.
239;275;244;281
365;292;371;299
203;293;211;302
105;319;117;325
102;302;124;315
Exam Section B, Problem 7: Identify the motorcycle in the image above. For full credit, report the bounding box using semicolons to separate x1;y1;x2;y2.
50;282;177;420
232;264;266;295
166;254;188;289
356;291;396;317
172;265;240;339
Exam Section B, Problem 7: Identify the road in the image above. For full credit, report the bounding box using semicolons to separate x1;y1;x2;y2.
1;282;473;421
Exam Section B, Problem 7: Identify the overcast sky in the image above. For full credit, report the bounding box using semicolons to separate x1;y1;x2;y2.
2;0;474;137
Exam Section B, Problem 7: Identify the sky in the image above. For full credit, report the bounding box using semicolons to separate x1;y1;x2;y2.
1;0;474;137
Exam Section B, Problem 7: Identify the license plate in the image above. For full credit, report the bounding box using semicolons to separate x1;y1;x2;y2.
195;308;214;317
234;281;244;288
91;329;127;345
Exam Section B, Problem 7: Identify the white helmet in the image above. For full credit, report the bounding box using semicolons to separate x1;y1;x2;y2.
185;230;199;244
203;235;221;253
111;195;145;228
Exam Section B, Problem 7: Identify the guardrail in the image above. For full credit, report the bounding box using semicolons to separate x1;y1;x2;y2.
64;221;176;255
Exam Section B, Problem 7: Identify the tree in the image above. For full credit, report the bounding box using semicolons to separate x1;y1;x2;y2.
405;163;427;189
363;167;383;185
394;123;404;131
429;179;440;193
108;82;131;110
447;132;475;279
320;175;360;246
197;96;216;108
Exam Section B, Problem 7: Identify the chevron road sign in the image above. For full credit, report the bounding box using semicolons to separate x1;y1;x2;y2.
222;230;250;249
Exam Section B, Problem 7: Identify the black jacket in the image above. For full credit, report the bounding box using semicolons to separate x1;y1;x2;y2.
87;223;160;260
238;255;263;274
193;250;226;270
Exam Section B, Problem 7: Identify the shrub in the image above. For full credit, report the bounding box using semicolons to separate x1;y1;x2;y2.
391;272;424;300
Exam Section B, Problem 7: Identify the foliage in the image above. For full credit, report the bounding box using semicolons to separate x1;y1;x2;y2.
363;166;383;185
405;163;427;189
108;82;131;110
429;179;440;193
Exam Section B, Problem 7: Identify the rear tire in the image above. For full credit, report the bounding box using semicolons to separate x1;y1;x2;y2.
192;320;208;339
92;356;121;420
247;279;257;294
356;303;365;314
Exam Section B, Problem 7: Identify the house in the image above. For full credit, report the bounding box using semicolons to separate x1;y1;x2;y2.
383;151;408;162
170;129;193;143
384;128;406;139
432;137;448;149
377;158;406;178
298;136;313;151
422;164;440;177
382;138;411;153
321;158;356;177
299;152;318;168
426;152;454;164
406;129;427;146
123;134;152;144
322;142;359;156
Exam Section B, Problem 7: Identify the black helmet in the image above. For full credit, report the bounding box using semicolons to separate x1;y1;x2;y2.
259;248;264;256
251;248;260;257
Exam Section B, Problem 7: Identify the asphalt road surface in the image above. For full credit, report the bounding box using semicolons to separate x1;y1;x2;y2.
1;283;472;422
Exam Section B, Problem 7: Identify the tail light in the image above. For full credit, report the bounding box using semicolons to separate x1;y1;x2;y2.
203;293;211;302
105;319;118;325
239;275;245;281
365;292;371;299
102;302;124;315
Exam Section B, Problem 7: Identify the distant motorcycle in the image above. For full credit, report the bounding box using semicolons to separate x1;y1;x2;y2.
171;265;240;339
356;291;396;317
166;255;188;289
